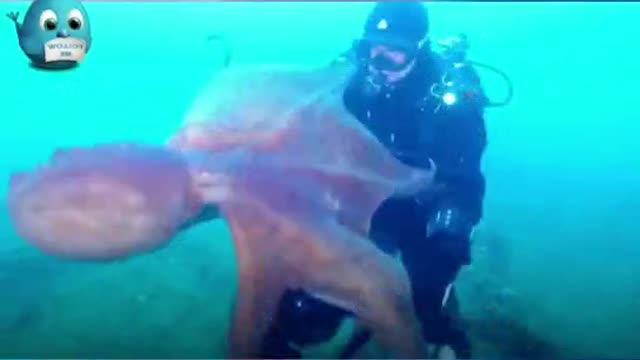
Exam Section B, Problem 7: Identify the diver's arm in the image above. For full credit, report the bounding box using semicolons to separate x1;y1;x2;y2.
427;102;487;238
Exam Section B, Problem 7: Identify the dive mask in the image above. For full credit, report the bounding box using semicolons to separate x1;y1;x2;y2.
352;39;418;72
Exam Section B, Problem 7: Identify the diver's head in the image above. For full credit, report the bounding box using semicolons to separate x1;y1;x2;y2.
355;2;429;89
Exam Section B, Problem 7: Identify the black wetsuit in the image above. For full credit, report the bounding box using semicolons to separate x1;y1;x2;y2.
260;49;488;359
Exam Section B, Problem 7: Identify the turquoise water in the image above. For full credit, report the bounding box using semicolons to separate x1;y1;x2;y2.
0;1;639;358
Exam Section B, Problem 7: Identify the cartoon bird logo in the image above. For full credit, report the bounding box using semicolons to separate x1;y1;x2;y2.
6;0;92;70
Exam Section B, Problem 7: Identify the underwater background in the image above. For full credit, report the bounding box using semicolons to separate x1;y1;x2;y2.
0;1;639;358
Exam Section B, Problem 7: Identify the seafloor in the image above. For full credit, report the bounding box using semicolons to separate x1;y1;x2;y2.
1;1;638;358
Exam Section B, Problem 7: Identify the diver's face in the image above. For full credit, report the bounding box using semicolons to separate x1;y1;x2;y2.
367;44;416;84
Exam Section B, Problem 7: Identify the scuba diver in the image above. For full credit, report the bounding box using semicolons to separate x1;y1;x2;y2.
259;2;512;359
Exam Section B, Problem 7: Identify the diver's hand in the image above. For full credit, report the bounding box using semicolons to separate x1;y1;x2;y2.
427;344;458;359
6;11;19;23
438;345;458;359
